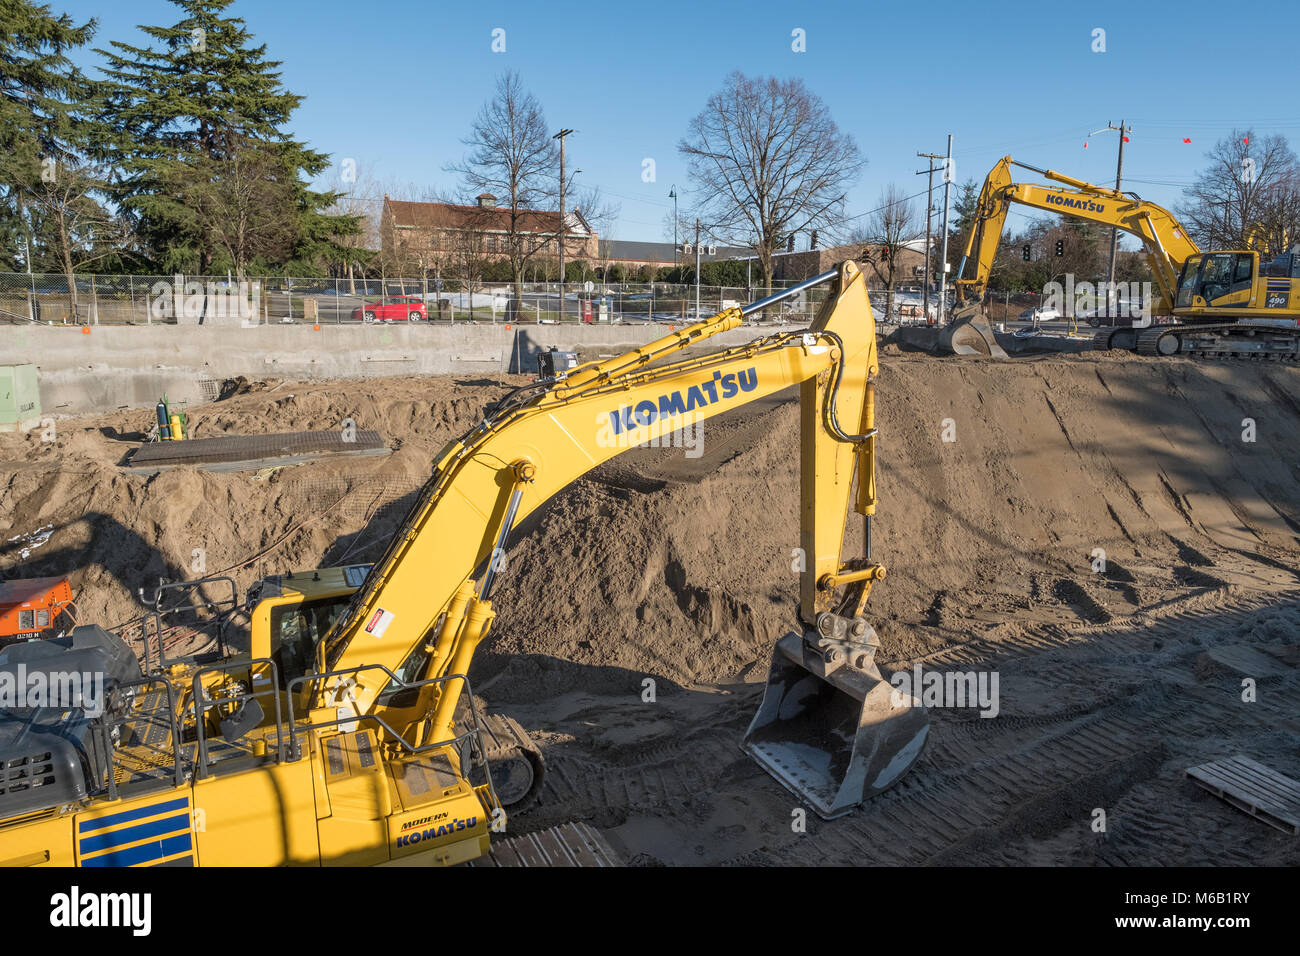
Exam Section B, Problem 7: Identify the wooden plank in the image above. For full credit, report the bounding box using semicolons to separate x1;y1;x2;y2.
1194;761;1298;814
1187;755;1300;834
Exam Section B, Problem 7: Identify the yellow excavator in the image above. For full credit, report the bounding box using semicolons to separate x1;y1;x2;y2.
946;155;1300;360
0;260;927;867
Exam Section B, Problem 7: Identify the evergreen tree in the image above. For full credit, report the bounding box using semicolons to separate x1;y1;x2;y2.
948;178;980;263
97;0;358;274
0;0;98;272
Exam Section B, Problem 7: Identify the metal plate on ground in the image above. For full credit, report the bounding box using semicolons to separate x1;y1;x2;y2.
1187;755;1300;834
126;429;388;474
466;822;622;867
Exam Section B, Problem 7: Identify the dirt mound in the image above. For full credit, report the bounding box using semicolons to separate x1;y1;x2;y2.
0;374;522;631
487;353;1300;689
3;355;1298;677
2;352;1298;866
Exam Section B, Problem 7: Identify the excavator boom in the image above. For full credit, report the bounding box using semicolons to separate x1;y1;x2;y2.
947;155;1300;359
953;155;1199;314
318;259;927;818
0;262;927;869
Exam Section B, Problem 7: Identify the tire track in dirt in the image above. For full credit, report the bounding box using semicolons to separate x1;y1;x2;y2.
513;586;1298;865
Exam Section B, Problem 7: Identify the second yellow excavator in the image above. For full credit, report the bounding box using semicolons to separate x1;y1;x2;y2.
0;260;927;867
947;155;1300;360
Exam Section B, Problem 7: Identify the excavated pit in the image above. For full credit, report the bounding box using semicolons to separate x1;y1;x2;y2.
1;350;1297;866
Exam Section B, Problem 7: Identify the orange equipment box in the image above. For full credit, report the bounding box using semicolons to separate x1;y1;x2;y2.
0;576;74;638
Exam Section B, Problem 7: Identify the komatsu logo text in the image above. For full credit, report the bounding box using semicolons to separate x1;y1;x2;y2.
608;367;757;436
1044;193;1106;213
395;815;477;847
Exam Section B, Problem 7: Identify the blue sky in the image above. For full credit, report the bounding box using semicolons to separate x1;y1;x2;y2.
54;0;1300;246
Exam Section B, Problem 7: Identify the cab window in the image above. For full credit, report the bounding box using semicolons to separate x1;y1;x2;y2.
270;596;351;687
1176;256;1203;308
1196;253;1243;303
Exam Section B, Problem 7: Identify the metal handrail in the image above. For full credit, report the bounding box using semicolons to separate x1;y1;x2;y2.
99;674;187;799
139;575;238;672
189;658;285;778
286;664;485;758
741;268;837;317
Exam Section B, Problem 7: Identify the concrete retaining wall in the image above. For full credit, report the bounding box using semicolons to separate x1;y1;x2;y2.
3;321;784;413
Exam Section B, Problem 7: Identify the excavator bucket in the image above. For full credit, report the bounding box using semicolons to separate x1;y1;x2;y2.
743;632;929;819
940;306;1008;357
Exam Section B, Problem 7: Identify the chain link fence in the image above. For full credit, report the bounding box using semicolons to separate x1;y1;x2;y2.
0;272;836;327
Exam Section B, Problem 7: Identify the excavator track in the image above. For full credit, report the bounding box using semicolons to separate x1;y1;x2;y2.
1134;322;1300;361
466;822;622;867
471;711;546;811
1091;327;1140;351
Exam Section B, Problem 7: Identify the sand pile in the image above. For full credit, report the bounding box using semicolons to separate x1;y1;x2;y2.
4;352;1298;868
485;352;1300;693
0;376;519;631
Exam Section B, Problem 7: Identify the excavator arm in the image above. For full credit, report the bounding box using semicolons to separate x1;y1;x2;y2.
953;155;1201;314
313;259;927;819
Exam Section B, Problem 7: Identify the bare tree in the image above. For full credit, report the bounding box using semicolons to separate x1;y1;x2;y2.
448;71;558;316
19;155;132;311
321;160;383;290
678;71;863;295
571;183;618;283
1253;172;1300;257
1176;130;1300;256
853;185;923;321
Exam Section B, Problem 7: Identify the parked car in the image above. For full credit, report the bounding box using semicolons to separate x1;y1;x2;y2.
1078;303;1144;328
351;296;427;323
1016;306;1061;323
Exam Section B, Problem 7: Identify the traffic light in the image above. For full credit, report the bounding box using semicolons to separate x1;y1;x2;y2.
1055;239;1064;257
1022;244;1031;261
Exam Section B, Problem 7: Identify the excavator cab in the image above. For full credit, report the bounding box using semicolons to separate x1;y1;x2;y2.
1175;252;1257;309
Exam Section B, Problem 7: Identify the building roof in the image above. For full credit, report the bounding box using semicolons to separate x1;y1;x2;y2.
386;199;591;237
602;239;754;262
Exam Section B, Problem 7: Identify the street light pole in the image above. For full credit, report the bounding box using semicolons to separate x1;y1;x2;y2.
553;127;574;319
670;186;678;268
917;151;943;323
938;133;954;324
695;218;701;318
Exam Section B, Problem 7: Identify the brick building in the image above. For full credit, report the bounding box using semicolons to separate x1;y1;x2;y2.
772;240;930;285
381;193;598;274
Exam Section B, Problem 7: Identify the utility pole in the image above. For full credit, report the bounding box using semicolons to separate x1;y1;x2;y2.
917;151;943;323
694;218;701;318
938;133;954;324
1102;120;1130;312
553;127;574;320
670;185;678;268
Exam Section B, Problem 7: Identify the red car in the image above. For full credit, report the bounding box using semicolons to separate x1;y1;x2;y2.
352;296;427;323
